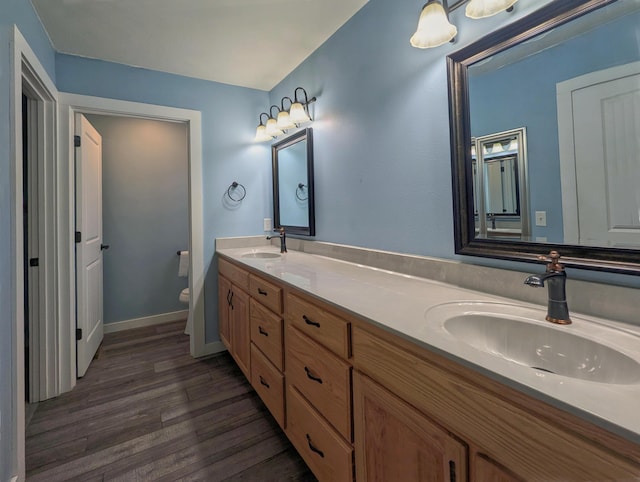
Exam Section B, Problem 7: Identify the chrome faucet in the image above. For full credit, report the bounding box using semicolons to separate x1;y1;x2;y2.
267;227;287;253
524;250;571;324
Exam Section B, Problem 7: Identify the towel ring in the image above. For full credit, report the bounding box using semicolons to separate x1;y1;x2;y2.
227;181;246;202
296;182;308;201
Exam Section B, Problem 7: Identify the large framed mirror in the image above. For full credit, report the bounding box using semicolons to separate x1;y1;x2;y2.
448;0;640;274
272;128;315;236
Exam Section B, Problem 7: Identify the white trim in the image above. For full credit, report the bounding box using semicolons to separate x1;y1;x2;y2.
557;61;640;245
57;93;207;384
10;26;59;482
103;310;189;333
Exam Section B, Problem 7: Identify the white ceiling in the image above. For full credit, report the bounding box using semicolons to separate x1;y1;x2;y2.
31;0;370;91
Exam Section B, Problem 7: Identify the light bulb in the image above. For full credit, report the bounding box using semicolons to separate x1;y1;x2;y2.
277;110;296;130
289;103;311;124
265;118;284;137
466;0;518;19
254;125;272;142
410;1;457;49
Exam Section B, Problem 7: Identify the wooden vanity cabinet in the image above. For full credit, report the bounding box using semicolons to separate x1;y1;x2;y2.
218;258;250;379
247;273;286;429
285;292;355;481
218;255;640;482
353;371;467;482
352;324;640;482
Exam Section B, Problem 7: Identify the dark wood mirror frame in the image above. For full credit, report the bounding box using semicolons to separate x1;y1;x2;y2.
272;128;315;236
447;0;640;275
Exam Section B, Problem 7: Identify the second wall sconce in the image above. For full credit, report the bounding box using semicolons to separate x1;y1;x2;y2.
410;0;518;49
255;87;316;142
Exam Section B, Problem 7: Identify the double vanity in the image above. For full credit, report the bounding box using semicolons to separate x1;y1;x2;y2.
217;241;640;481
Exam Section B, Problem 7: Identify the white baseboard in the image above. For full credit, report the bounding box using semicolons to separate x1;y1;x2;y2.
103;310;189;334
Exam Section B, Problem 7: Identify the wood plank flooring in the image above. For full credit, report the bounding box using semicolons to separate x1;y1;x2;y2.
26;320;316;481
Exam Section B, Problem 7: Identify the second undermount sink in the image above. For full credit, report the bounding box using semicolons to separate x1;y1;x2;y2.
241;251;281;259
425;302;640;385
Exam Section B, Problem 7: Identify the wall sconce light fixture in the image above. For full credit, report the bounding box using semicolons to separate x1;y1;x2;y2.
254;87;316;142
410;0;518;49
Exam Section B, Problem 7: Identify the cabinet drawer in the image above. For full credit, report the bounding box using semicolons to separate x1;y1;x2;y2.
251;343;284;429
287;326;352;441
250;299;283;371
286;386;353;482
287;293;350;358
218;257;249;291
249;274;282;314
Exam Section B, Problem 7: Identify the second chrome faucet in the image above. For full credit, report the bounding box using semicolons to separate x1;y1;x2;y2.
524;250;571;324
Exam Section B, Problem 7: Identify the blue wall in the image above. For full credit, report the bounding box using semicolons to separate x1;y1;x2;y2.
270;0;640;289
56;55;271;342
469;10;640;242
0;0;56;478
86;115;190;324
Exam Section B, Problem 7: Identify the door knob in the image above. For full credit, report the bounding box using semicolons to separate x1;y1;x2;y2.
100;244;110;251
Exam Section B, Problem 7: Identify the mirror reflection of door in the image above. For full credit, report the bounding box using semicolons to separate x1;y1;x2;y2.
472;128;529;239
558;62;640;248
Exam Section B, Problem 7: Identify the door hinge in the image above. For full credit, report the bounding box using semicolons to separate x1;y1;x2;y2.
76;328;82;341
29;258;39;267
75;231;81;243
74;135;81;147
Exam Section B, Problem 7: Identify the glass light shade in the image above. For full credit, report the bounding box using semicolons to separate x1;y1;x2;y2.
276;110;296;130
289;102;311;124
254;124;272;142
265;118;284;137
410;1;457;49
466;0;518;19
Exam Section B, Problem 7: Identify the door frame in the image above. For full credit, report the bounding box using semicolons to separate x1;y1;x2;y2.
10;26;59;481
58;93;214;389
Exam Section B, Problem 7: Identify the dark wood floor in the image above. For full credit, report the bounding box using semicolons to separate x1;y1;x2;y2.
26;320;316;481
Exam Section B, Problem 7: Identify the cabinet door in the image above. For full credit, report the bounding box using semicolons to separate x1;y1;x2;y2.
218;275;232;350
354;371;467;482
230;287;250;379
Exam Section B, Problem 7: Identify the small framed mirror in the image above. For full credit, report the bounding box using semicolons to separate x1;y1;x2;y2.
272;128;315;236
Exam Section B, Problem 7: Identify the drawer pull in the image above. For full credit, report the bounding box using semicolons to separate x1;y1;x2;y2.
259;376;270;389
304;366;323;384
258;326;269;337
303;315;320;328
306;434;325;458
226;289;232;305
449;461;456;482
229;291;234;310
257;288;268;296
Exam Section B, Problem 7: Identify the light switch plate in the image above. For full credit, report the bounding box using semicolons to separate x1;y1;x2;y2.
263;218;272;231
535;211;547;227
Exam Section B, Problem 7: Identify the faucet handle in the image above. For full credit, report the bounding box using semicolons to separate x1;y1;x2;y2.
538;250;564;272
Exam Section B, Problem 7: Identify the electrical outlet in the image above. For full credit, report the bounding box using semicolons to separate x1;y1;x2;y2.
263;218;272;231
535;211;547;227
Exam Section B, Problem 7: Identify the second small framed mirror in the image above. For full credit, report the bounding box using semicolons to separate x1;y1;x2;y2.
272;128;315;236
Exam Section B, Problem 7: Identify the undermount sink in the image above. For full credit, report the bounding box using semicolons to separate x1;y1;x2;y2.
240;251;281;259
425;302;640;385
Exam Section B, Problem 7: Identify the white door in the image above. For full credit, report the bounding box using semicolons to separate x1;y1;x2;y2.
558;62;640;247
75;114;104;377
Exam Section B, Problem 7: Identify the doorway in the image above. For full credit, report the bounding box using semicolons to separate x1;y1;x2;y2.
74;113;190;377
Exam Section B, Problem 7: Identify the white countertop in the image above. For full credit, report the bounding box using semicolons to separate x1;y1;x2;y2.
217;246;640;444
